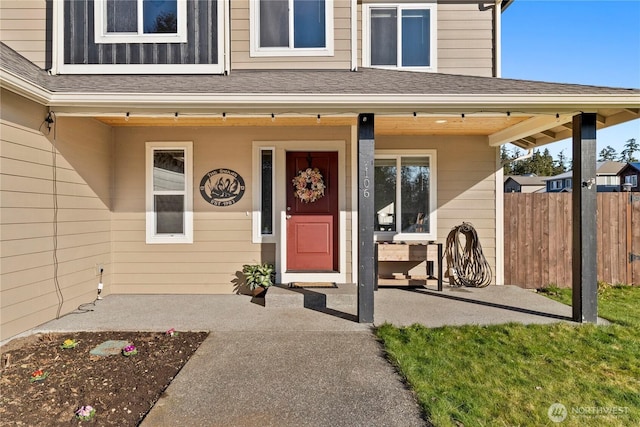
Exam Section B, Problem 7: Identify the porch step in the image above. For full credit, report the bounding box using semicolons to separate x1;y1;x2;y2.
265;284;357;309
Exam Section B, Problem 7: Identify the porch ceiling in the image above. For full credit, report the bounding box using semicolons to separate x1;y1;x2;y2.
93;109;638;148
94;114;530;137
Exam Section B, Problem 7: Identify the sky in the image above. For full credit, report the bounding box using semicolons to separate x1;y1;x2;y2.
501;0;640;161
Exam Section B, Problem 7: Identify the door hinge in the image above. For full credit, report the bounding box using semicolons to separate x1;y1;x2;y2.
630;253;640;263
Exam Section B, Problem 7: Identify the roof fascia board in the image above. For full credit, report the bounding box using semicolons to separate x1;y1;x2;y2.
488;113;575;147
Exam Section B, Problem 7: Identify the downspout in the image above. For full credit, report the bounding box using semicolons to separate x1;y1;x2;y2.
351;0;358;71
494;0;501;77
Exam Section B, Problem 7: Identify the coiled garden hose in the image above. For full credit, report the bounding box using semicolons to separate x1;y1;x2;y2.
444;222;492;287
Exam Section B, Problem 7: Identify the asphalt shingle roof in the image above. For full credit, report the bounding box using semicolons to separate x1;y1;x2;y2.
2;42;639;96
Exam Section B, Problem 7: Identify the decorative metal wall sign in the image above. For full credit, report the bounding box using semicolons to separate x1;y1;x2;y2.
199;168;245;206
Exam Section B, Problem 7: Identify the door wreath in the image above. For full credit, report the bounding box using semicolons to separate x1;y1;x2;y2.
292;167;325;203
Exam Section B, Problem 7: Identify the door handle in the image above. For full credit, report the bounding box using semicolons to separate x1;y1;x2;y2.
286;215;292;220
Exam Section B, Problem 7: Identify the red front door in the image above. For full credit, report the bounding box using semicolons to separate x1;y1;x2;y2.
286;151;338;272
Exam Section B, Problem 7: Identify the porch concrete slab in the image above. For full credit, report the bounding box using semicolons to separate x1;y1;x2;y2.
374;285;577;327
31;285;578;336
140;331;426;427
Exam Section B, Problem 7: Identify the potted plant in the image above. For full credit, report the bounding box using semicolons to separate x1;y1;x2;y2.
242;263;275;296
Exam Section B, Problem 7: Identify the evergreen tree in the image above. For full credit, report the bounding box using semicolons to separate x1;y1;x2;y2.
501;146;514;175
619;138;639;163
598;145;618;161
555;150;568;174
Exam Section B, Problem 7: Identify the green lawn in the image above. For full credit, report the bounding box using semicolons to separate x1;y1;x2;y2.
376;285;640;427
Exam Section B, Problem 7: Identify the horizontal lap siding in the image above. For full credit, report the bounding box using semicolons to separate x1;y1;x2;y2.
375;135;497;283
438;3;494;77
0;0;48;68
231;0;352;70
1;112;112;341
111;126;351;294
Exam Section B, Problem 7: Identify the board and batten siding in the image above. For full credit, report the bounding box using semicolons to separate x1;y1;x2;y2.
111;125;353;294
1;93;112;342
374;135;498;282
230;0;352;70
0;0;48;69
63;0;219;66
357;1;495;77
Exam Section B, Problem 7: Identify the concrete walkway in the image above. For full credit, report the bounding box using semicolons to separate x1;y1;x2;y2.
29;285;580;426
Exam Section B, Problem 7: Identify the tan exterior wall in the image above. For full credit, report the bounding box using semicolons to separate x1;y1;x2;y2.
375;135;498;281
357;1;495;77
437;2;494;76
230;0;352;70
1;94;113;342
111;125;352;294
0;0;48;69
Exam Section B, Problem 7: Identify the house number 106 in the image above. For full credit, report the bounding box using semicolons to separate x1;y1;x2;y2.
363;165;371;198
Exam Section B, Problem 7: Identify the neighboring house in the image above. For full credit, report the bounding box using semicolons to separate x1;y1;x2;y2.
1;0;639;341
504;175;546;193
544;161;626;192
618;162;640;192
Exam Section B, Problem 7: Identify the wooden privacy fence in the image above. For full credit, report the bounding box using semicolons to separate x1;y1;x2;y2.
504;193;640;288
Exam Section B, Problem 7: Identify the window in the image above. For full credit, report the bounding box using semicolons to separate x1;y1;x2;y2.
626;174;638;187
250;0;334;57
550;180;561;190
565;178;572;189
260;148;275;236
146;142;193;244
363;3;437;71
95;0;187;44
374;151;437;241
252;146;276;243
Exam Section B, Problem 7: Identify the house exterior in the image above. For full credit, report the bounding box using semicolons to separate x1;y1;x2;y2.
618;162;640;192
504;175;545;193
1;0;639;341
544;161;626;192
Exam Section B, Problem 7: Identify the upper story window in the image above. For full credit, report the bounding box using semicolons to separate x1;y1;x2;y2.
250;0;334;57
374;151;437;241
363;3;437;71
625;174;638;187
95;0;187;44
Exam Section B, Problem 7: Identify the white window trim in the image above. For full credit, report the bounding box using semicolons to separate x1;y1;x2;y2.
249;0;334;57
626;174;638;187
362;3;438;72
94;0;187;44
145;141;193;244
374;149;438;242
252;145;276;244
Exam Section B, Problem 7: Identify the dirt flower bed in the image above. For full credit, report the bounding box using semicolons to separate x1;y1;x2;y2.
0;331;208;426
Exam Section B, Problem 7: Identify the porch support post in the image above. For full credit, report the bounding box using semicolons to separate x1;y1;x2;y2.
357;113;375;323
572;113;598;323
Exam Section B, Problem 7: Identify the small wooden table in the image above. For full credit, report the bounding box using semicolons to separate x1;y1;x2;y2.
374;242;443;291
